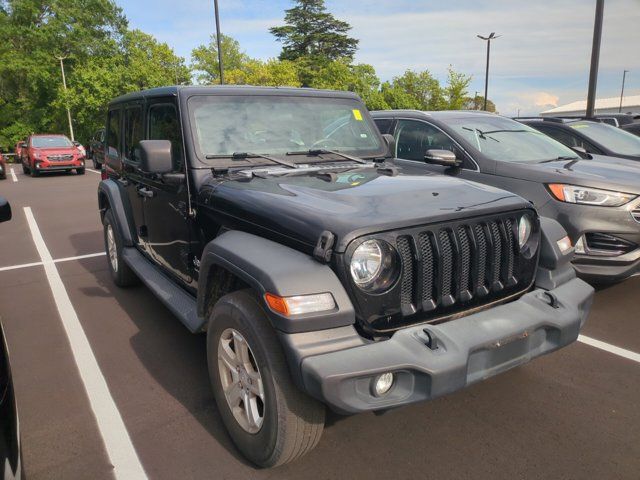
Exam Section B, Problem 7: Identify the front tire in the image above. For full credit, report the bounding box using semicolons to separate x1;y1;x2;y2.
208;290;325;468
103;209;139;287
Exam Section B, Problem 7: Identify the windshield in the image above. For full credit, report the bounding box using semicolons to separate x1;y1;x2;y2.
447;116;579;162
188;95;383;160
569;121;640;156
31;136;73;148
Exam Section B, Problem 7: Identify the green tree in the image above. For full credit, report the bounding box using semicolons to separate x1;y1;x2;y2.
462;95;496;112
444;67;472;110
191;34;249;84
225;59;301;87
386;70;445;110
270;0;358;62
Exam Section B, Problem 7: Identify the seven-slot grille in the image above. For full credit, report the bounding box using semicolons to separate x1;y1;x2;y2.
46;154;74;162
395;216;522;317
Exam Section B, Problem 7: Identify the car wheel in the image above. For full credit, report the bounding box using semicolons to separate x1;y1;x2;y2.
30;166;39;177
103;209;139;287
22;163;29;174
208;290;325;468
76;168;85;175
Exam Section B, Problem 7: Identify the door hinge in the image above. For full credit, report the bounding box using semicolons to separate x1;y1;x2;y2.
313;230;335;263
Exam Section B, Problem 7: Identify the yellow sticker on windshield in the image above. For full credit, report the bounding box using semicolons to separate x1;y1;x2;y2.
352;109;363;121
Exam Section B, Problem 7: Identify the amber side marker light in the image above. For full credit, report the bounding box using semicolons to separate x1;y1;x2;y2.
548;184;566;201
264;293;336;316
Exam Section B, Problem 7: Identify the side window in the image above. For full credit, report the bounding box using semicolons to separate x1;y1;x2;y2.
106;109;121;158
124;106;143;163
148;104;183;171
395;120;458;161
374;118;393;134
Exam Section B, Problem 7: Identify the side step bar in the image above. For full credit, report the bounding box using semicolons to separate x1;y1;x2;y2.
122;247;204;333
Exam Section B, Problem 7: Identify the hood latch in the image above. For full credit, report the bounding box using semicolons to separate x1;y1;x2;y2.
313;230;336;263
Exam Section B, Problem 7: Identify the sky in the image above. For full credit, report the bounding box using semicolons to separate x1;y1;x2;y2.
118;0;640;115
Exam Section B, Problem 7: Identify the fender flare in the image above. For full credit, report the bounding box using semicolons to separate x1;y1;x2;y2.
97;179;134;247
197;230;355;334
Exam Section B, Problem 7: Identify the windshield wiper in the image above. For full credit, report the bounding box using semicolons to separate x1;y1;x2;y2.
205;152;296;168
538;156;580;163
286;149;368;164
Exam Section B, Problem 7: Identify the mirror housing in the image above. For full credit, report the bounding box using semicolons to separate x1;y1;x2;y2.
382;134;396;159
140;140;173;174
424;149;461;167
0;196;12;223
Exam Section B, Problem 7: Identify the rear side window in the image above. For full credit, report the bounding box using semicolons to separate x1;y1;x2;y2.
374;118;393;134
148;104;183;171
107;109;121;158
124;106;143;163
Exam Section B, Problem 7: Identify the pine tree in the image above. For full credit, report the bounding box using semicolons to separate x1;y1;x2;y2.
270;0;358;62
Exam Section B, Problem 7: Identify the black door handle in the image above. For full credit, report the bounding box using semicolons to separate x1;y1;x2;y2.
137;187;155;198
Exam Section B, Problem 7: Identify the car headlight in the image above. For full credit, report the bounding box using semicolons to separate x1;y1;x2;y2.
350;239;400;293
548;184;636;207
518;214;533;249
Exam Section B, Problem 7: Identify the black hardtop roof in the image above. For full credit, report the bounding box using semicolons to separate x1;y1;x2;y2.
109;85;361;106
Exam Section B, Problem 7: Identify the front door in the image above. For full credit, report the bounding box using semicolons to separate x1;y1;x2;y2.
140;101;192;285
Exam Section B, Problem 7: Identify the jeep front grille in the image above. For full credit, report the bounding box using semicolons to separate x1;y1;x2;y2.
345;210;539;334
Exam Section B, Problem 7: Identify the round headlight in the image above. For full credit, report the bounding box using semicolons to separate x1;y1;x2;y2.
518;215;533;249
350;239;399;293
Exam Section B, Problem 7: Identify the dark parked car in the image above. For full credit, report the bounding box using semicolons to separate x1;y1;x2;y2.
520;117;640;161
621;122;640;137
98;86;592;467
0;152;6;179
88;127;105;169
0;196;24;480
373;110;640;283
21;134;85;176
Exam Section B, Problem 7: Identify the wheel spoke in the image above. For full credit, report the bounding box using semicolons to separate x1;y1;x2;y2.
224;382;242;406
233;331;252;366
218;341;237;372
243;390;262;430
247;371;264;399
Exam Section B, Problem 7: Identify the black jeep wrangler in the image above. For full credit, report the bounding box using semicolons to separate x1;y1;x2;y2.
98;86;594;467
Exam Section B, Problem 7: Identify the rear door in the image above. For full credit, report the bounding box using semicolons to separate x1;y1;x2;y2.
140;99;192;285
121;103;148;251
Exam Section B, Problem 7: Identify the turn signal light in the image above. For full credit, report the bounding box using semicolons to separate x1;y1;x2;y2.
264;292;336;316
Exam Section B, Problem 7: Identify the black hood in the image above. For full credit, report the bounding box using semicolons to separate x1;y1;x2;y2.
201;168;530;252
496;154;640;195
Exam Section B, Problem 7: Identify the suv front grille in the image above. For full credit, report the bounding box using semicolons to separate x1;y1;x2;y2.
344;210;539;334
47;154;74;162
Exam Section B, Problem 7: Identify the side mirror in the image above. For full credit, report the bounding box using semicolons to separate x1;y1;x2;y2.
140;140;173;174
0;196;12;223
382;134;396;159
424;149;461;167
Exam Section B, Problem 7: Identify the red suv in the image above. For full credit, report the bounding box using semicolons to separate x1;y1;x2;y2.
21;134;85;177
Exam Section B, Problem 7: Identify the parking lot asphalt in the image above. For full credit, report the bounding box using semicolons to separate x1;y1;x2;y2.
0;167;639;480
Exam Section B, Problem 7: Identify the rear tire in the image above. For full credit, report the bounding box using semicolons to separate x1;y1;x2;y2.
208;290;325;468
103;209;139;287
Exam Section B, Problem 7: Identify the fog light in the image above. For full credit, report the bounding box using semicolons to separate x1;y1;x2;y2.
575;235;586;254
373;372;394;397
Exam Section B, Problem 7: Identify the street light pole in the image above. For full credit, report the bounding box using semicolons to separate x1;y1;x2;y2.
477;33;500;111
55;55;75;141
586;0;604;118
214;0;224;85
619;70;629;113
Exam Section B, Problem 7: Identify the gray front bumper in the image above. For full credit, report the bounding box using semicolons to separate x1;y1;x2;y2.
299;278;593;414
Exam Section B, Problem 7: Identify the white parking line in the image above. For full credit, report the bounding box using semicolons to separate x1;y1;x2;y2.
87;168;101;174
0;252;106;272
10;168;18;182
578;335;640;364
23;207;147;480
